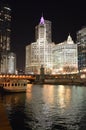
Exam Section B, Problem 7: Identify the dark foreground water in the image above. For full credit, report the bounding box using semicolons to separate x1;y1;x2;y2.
1;84;86;130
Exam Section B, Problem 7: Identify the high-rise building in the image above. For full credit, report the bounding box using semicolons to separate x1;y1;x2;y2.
0;2;16;74
0;2;11;51
0;2;11;73
53;35;78;74
77;27;86;72
35;16;52;43
25;16;55;74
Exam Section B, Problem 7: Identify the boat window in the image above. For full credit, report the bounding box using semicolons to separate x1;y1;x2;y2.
24;83;26;86
12;83;14;86
18;83;20;86
15;83;17;86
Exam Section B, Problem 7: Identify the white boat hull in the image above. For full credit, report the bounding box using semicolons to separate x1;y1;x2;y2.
3;86;27;93
2;79;28;93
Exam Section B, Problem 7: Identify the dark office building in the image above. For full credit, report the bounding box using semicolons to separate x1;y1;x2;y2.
0;2;11;52
0;2;16;74
77;27;86;72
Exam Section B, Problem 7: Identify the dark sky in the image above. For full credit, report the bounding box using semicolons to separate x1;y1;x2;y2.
4;0;86;71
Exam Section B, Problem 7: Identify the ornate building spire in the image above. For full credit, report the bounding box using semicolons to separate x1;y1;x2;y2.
67;34;74;44
40;13;45;24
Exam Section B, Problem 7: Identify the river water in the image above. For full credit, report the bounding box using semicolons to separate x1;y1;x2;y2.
1;84;86;130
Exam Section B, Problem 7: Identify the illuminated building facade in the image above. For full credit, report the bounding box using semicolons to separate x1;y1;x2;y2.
77;27;86;72
25;16;55;74
1;52;16;74
0;3;11;51
53;35;78;74
0;3;16;74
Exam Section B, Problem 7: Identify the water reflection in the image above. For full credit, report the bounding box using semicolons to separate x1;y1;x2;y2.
43;85;54;105
57;85;71;110
1;85;86;130
26;84;32;101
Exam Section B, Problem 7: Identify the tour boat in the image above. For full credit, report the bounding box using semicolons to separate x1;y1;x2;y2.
2;79;28;93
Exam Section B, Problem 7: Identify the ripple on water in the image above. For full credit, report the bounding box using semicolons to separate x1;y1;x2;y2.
1;85;86;130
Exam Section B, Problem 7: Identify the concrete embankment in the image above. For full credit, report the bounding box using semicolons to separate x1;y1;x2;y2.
44;79;86;85
0;96;12;130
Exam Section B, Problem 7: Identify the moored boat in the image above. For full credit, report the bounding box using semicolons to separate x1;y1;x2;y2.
2;79;28;93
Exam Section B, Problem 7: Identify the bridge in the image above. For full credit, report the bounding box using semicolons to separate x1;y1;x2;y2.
0;72;86;79
0;74;36;83
0;72;86;85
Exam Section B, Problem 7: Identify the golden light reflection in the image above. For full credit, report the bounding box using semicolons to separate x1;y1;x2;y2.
43;85;54;105
4;94;24;105
57;85;71;109
26;84;32;101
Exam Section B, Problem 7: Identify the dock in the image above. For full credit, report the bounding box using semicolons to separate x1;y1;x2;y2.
0;97;12;130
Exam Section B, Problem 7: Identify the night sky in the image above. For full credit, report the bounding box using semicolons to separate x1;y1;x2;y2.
3;0;86;71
